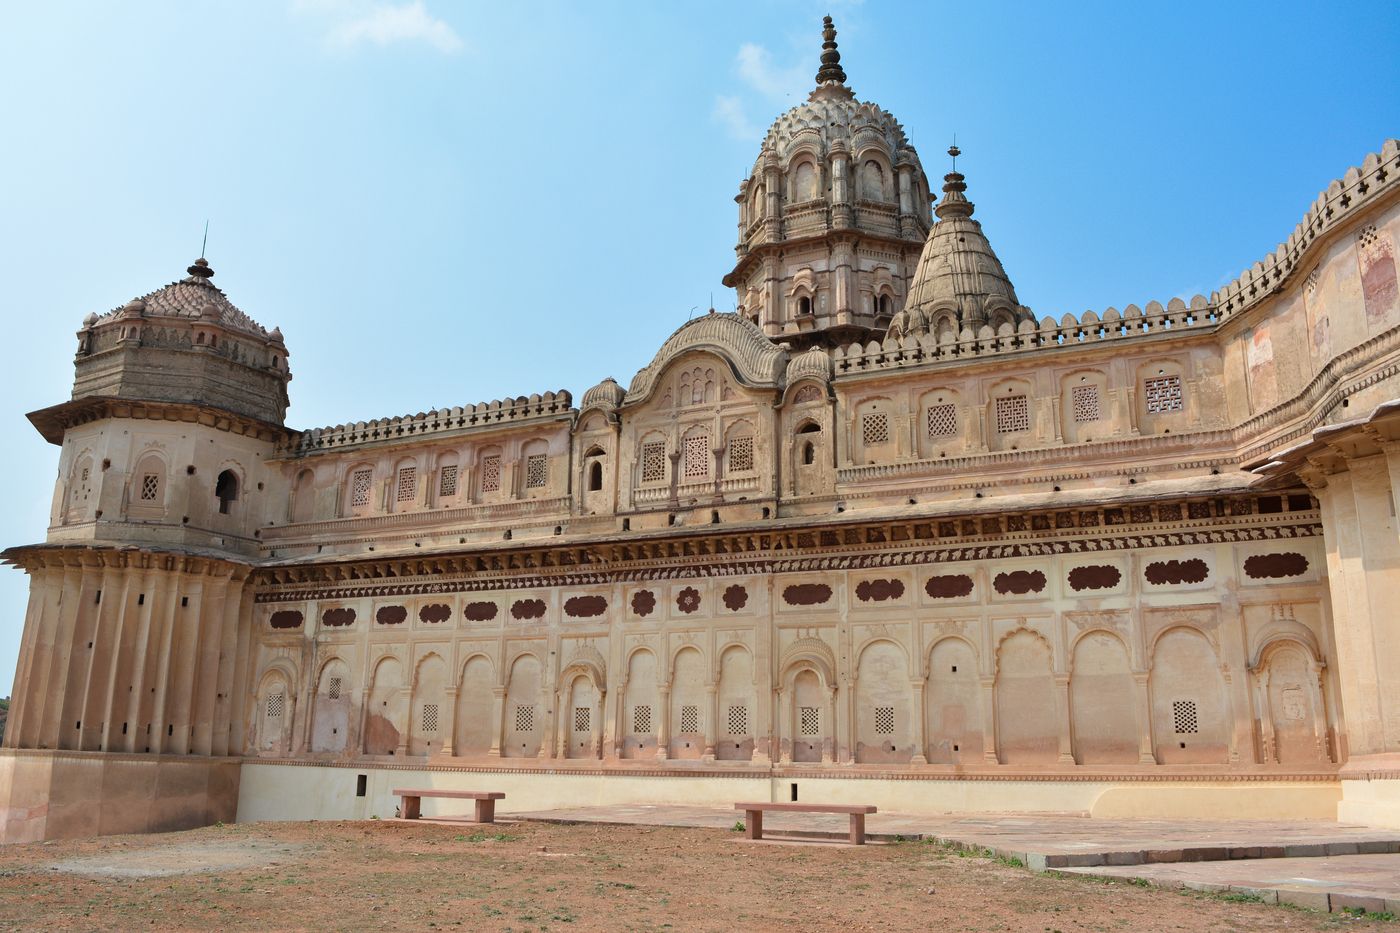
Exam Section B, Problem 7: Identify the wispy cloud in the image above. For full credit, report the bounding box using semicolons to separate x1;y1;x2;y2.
712;42;807;142
296;0;464;55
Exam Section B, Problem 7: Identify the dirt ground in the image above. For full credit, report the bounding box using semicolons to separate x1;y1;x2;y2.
0;819;1391;932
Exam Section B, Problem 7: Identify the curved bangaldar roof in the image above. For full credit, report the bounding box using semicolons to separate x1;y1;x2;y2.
623;312;787;405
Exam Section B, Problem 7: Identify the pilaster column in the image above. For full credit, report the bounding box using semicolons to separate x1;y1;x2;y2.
655;684;671;760
438;686;459;757
1133;672;1156;763
979;676;999;764
611;678;627;760
1052;675;1076;764
487;686;505;758
910;681;928;765
394;686;410;757
702;684;718;761
777;686;792;765
1254;668;1276;764
826;684;840;765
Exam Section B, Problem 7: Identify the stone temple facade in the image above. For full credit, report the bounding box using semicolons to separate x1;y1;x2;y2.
3;19;1400;841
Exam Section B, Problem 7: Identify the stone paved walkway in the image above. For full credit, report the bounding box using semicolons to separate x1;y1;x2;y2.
509;804;1400;913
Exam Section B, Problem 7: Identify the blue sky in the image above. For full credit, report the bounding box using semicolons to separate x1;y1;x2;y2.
0;1;1396;694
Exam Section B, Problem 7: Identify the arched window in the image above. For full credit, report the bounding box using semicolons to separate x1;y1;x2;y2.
215;470;239;514
588;461;603;491
878;294;892;317
798;296;813;316
802;442;815;465
793;161;817;201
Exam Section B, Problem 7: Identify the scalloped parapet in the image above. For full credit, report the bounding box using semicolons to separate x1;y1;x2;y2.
290;390;573;454
624;313;787;405
836;138;1399;376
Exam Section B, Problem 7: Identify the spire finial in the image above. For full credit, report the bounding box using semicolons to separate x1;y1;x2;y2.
815;14;846;85
936;141;973;220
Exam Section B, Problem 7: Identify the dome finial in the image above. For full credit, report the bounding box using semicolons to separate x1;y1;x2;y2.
186;257;214;281
815;15;846;85
936;141;973;220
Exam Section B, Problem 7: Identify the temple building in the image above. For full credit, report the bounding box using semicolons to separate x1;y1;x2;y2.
3;18;1399;841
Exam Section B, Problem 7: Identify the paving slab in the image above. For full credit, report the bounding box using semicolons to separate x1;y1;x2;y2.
1058;853;1400;914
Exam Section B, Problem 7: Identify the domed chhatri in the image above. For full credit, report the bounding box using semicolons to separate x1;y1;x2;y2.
891;145;1030;340
724;16;932;351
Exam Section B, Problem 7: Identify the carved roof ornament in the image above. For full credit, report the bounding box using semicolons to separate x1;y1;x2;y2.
814;15;847;88
89;257;277;342
623;313;787;405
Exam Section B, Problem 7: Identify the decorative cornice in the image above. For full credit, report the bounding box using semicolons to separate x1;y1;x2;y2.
25;396;291;447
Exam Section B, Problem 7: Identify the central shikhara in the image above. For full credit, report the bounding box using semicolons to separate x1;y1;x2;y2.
3;17;1400;841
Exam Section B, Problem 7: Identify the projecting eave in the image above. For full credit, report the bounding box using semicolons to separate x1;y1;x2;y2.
25;397;294;446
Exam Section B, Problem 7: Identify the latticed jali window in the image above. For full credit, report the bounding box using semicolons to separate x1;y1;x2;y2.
727;705;748;735
327;676;342;701
438;464;458;497
480;455;501;493
421;703;439;734
525;454;548;489
633;705;652;734
995;395;1030;434
1172;699;1199;735
680;705;699;733
861;412;890;446
683;434;710;479
396;466;416;502
350;468;373;507
874;706;895;735
140;473;160;501
926;404;957;437
1145;375;1184;413
728;436;755;472
514;704;535;732
574;707;590;733
1071;384;1101;423
641;442;666;483
799;706;820;736
266;693;285;719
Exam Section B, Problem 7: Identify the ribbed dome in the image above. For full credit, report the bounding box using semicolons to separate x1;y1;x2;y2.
93;259;273;341
580;376;625;412
786;346;832;385
899;149;1022;335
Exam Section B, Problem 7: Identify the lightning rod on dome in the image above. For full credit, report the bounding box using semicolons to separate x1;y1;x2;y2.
200;220;209;260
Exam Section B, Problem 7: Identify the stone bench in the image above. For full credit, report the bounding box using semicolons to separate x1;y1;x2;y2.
393;789;506;824
734;801;877;845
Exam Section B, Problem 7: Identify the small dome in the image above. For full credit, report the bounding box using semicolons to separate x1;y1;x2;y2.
92;258;271;339
786;346;832;385
902;148;1021;333
82;312;98;327
581;376;625;412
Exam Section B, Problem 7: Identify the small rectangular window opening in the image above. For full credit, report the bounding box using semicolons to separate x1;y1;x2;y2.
356;774;368;797
790;783;798;802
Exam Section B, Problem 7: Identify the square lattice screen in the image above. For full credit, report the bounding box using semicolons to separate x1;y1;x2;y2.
421;703;439;733
683;435;709;479
327;676;342;700
861;412;890;446
140;474;160;501
727;705;748;735
481;456;501;492
874;706;895;735
515;704;535;732
266;693;285;719
438;464;458;497
525;454;548;488
574;706;590;733
729;436;754;472
995;395;1030;434
633;705;652;734
1145;375;1184;413
641;443;666;483
926;404;957;437
680;705;699;733
351;469;373;507
799;706;820;736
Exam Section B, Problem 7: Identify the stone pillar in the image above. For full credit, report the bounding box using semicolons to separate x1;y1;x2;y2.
610;678;627;760
1054;675;1076;764
394;686;410;757
826;683;840;765
831;150;852;228
1254;667;1276;764
777;686;792;765
1133;672;1156;763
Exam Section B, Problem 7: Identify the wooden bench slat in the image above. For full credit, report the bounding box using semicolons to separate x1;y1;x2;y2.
733;802;875;814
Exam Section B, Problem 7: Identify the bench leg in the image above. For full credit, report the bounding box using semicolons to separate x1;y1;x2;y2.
849;813;865;846
745;810;762;841
402;796;421;820
475;799;496;824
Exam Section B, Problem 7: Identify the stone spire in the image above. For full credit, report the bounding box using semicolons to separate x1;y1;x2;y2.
814;15;846;85
935;144;974;219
